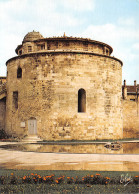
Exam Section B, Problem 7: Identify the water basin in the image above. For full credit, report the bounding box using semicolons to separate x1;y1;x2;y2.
0;142;138;154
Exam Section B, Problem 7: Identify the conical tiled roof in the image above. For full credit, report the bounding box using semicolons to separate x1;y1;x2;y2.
23;31;44;43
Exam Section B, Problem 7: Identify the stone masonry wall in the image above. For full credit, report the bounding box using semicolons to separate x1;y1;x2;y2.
0;77;6;84
18;39;111;56
46;40;106;54
0;98;6;132
123;95;139;138
6;51;122;140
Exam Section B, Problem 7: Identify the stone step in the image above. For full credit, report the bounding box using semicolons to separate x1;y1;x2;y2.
21;135;42;143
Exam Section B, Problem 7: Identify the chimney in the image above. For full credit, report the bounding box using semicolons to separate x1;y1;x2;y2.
124;80;126;87
134;80;137;86
123;80;127;99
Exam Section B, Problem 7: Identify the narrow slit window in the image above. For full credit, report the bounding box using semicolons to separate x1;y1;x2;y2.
78;89;86;112
17;67;22;78
13;91;18;109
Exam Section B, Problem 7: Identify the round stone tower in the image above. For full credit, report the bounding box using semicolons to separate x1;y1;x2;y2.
5;31;123;140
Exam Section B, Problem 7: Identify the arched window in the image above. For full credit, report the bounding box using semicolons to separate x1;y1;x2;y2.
17;67;22;78
78;88;86;112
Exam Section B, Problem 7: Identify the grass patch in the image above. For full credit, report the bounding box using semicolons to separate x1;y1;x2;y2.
0;170;139;193
39;138;139;144
1;137;138;144
0;183;139;194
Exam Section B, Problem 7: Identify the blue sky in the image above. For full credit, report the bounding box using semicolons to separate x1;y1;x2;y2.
0;0;139;85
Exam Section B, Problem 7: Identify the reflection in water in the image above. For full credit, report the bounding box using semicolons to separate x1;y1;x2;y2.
0;142;139;171
0;142;139;154
123;143;139;154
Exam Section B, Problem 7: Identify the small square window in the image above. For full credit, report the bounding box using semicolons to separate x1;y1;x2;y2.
28;46;32;52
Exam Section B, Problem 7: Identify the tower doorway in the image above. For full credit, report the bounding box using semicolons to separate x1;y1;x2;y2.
28;118;37;135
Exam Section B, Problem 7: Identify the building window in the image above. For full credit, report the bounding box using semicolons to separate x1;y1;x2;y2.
130;99;135;101
19;50;22;55
65;41;69;46
13;91;18;109
28;46;32;52
106;49;109;55
78;88;86;112
17;67;22;78
47;43;50;50
41;44;45;50
54;41;58;48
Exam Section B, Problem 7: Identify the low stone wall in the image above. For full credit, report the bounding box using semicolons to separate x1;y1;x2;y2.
123;98;139;138
0;98;6;132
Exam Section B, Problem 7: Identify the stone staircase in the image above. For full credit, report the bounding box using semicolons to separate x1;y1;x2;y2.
21;135;42;143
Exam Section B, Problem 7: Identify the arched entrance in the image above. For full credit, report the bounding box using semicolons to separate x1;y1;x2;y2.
28;117;37;135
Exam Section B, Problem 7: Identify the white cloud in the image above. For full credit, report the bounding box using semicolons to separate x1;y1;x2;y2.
79;22;139;84
118;17;135;26
0;0;83;35
81;23;139;43
0;0;138;84
0;65;6;76
132;43;139;50
80;23;139;56
0;0;87;77
61;0;95;11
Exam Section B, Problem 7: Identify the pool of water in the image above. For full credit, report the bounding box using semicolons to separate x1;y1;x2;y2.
0;142;138;154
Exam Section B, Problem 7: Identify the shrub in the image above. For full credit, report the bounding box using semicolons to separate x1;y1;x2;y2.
0;172;138;186
101;177;111;185
43;175;55;184
81;174;110;185
0;176;5;184
10;173;17;184
22;176;32;184
75;176;83;184
133;176;139;184
0;129;8;139
67;177;74;184
55;176;65;184
82;175;94;184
